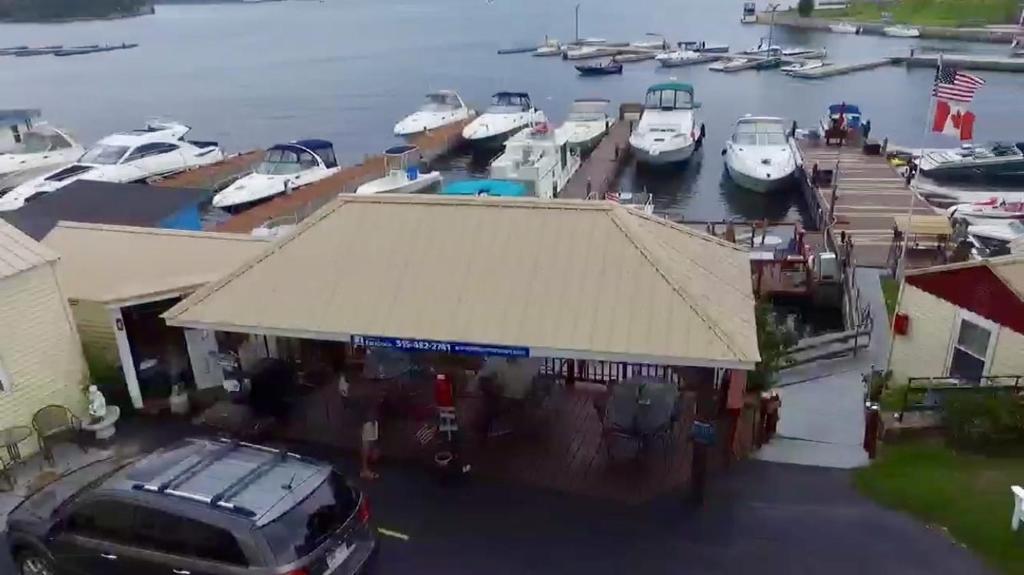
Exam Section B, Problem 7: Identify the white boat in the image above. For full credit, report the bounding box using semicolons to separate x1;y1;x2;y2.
781;59;825;74
680;41;730;53
947;197;1024;224
709;57;755;71
743;39;781;56
563;46;618;60
657;50;718;67
883;25;921;38
724;116;799;193
0;124;84;193
630;83;701;166
394;91;474;138
560;99;614;152
533;38;562;57
489;123;581;198
0;121;224;212
829;22;860;34
968;219;1024;247
212;140;340;210
462;92;546;148
781;47;826;58
629;39;668;50
355;145;442;195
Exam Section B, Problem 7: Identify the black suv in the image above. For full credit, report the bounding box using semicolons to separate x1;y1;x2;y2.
6;438;376;575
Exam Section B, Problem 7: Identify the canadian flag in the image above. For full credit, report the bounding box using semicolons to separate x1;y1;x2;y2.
932;98;976;141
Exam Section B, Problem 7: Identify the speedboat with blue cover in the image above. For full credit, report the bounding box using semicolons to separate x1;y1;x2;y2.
462;92;547;148
212;139;340;210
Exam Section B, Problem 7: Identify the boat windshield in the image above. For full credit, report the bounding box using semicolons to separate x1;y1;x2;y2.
734;121;788;146
15;131;70;153
422;93;460;112
256;148;319;175
80;144;129;165
568;102;608;122
645;89;693;110
488;94;530;113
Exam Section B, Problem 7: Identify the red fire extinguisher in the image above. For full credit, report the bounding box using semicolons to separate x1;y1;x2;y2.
434;373;454;408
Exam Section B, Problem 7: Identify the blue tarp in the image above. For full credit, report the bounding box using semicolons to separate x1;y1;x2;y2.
441;179;528;197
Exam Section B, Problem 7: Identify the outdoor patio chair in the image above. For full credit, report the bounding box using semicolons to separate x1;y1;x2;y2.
32;405;87;465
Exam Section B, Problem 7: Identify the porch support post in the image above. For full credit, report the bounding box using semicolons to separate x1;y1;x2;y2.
110;306;143;409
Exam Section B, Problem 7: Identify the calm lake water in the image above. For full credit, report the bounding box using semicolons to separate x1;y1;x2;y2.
3;0;1023;222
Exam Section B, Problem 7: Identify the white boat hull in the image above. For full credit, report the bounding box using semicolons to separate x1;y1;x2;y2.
394;109;473;138
463;111;547;147
726;163;795;193
631;141;695;165
355;171;442;195
883;27;921;38
212;167;340;209
829;24;859;34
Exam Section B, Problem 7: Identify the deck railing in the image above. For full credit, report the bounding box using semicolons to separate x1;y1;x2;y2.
540;358;680;386
896;375;1024;422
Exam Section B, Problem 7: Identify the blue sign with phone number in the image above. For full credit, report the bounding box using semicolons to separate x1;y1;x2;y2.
351;335;530;358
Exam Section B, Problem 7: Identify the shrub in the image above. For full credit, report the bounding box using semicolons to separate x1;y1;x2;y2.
942;390;1024;452
747;303;798;392
797;0;815;17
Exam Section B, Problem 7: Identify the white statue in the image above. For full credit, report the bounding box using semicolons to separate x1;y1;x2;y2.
87;385;108;421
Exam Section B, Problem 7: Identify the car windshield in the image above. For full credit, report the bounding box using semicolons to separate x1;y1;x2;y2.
80;144;129;165
644;89;693;110
256;148;317;175
259;471;358;564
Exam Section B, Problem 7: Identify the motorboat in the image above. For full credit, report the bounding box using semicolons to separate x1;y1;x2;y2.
947;197;1024;224
441;179;528;197
0;121;224;211
563;46;618;60
533;39;563;57
743;39;781;56
883;25;921;38
630;39;668;50
462;92;546;148
560;99;614;152
575;60;623;76
709;57;758;72
741;1;757;23
657;50;719;67
394;91;474;138
781;59;825;74
212;139;340;210
630;83;703;166
829;22;860;34
0;125;84;193
723;116;800;193
917;142;1024;183
781;47;826;58
355;145;442;195
819;103;864;136
679;41;730;53
488;123;581;198
967;219;1024;249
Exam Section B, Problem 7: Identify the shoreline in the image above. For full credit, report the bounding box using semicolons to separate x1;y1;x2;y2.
756;13;1020;44
0;6;154;25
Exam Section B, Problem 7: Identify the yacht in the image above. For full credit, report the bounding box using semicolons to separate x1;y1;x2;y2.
657;50;719;67
212;140;340;210
394;91;474;138
723;116;800;193
0;121;224;211
355;145;442;195
967;219;1024;250
533;39;563;57
883;25;921;38
918;143;1024;183
0;124;84;193
560;99;614;152
629;83;702;166
709;57;758;72
829;22;860;34
462;92;546;148
488;123;581;198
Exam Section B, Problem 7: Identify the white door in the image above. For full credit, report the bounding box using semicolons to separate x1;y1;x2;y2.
184;329;224;390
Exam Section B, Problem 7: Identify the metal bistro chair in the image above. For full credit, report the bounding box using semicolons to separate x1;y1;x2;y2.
32;405;87;465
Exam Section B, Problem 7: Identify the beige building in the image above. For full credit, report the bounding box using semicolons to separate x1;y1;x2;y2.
0;220;87;455
889;254;1024;384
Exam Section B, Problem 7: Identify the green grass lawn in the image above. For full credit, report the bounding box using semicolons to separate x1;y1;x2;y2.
854;441;1024;574
818;0;1020;27
880;275;899;321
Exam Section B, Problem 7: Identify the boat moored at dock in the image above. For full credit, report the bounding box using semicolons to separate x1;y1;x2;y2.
0;124;84;193
630;83;703;166
394;91;474;139
918;142;1024;183
658;50;720;67
355;145;442;195
488;123;581;198
948;197;1024;224
575;60;622;76
781;59;825;74
883;25;921;38
0;121;224;211
829;22;861;34
212;139;340;210
560;99;614;152
723;116;799;193
462;92;546;148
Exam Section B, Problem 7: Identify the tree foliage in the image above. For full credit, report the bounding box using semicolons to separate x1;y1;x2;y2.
747;303;798;392
797;0;816;17
0;0;146;20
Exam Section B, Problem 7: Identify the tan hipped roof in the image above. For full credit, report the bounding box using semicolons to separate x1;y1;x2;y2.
0;218;58;280
166;195;759;368
42;222;269;306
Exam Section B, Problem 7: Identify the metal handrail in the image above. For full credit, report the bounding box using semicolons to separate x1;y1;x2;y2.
897;375;1024;422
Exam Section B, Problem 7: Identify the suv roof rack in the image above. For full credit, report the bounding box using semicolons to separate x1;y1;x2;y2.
210;447;289;507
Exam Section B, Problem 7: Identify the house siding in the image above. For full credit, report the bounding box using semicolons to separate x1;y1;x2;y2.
0;264;87;457
69;300;119;361
890;284;1024;383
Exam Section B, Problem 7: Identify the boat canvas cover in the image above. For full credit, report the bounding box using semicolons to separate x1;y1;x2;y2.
287;139;338;168
164;195;760;368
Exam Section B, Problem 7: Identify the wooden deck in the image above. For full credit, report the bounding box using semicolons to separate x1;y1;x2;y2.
799;141;940;269
154;151;264;190
214;120;469;233
560;120;633;200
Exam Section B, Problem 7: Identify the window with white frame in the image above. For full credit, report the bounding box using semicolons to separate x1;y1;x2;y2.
947;311;999;381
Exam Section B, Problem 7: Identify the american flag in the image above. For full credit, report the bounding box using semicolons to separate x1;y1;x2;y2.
605;190;621;203
933;66;985;103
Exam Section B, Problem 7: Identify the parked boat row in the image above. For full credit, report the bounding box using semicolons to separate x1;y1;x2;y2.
1;43;138;58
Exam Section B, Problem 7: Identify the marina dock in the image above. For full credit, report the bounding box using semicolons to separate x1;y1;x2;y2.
787;58;893;79
214;120;469;233
892;54;1024;73
559;104;638;200
798;140;938;269
154;150;264;191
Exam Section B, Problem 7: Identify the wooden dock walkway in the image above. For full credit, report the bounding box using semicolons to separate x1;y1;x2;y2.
560;120;633;200
154;151;263;191
788;58;893;79
214;120;469;233
798;141;938;269
893;53;1024;72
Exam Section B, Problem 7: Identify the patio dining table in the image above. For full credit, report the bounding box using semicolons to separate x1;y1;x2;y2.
0;425;32;490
